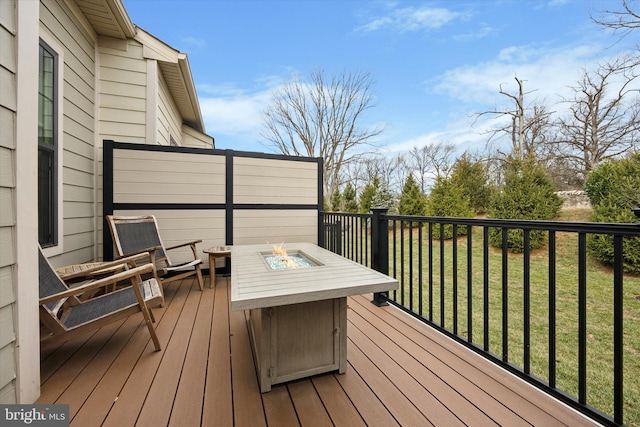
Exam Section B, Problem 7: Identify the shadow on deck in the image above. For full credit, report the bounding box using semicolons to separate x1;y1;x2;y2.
37;275;598;426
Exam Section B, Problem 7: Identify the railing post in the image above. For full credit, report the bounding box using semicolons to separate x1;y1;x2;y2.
371;207;389;306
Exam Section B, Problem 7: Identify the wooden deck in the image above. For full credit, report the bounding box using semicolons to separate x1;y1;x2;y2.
37;275;598;426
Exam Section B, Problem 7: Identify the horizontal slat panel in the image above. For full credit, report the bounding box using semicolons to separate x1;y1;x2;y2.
234;210;317;246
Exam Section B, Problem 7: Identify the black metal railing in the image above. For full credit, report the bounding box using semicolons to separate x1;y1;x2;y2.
320;209;640;427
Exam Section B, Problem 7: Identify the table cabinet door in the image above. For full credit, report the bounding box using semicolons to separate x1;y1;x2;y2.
250;297;347;392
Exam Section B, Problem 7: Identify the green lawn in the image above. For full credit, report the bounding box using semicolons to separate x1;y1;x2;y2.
375;210;640;426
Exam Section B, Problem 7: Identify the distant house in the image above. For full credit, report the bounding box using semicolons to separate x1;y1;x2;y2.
1;0;213;403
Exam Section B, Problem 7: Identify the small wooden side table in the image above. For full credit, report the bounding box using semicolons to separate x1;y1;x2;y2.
203;246;232;288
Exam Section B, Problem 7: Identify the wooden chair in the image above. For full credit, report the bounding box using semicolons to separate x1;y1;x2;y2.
106;215;205;292
39;247;163;351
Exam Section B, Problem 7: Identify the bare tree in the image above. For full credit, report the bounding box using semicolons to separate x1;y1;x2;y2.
553;53;640;182
407;142;456;192
592;0;640;34
475;76;552;161
346;154;402;194
262;69;384;203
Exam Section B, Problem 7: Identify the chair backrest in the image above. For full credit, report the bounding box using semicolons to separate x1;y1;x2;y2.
107;215;169;264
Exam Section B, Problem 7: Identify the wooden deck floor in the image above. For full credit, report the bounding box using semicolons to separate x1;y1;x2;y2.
37;275;599;426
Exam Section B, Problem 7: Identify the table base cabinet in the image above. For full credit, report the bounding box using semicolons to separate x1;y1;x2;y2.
248;297;347;393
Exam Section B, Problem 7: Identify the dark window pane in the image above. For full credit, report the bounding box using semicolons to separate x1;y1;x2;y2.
38;41;57;246
38;149;55;245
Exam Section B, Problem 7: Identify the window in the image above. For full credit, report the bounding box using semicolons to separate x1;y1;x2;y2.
38;40;58;247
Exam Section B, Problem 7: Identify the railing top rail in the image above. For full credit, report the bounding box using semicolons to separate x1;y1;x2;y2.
322;212;639;236
320;211;372;219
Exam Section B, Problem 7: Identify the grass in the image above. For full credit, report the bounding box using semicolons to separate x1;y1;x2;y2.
346;210;640;425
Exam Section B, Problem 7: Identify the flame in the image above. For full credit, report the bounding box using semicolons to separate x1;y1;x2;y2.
271;242;298;268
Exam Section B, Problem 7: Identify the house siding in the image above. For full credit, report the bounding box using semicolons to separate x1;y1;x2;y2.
182;124;213;148
98;38;147;143
158;70;182;146
41;0;97;265
0;0;17;403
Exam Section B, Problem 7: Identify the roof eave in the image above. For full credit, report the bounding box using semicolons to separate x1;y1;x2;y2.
135;28;206;133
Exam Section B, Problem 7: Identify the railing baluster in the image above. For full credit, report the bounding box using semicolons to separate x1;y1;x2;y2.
613;235;624;425
502;228;509;362
467;227;473;343
409;223;414;311
483;226;490;352
453;224;458;335
578;233;587;405
429;223;434;322
440;223;445;328
401;221;406;306
393;220;398;301
549;231;557;389
524;229;531;374
419;224;424;317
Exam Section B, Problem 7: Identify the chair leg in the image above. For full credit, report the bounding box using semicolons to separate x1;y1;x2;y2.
195;265;204;291
140;306;161;351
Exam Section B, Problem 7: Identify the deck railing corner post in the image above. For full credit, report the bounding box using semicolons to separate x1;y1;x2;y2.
371;207;389;306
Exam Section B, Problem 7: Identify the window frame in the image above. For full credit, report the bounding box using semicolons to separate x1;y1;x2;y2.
38;35;64;255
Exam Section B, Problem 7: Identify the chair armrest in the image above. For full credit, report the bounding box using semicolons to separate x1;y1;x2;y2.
113;246;162;259
164;240;202;251
40;263;155;305
59;252;154;282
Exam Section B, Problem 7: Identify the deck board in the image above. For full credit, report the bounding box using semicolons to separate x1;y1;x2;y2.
287;380;334;427
36;276;599;426
202;281;233;426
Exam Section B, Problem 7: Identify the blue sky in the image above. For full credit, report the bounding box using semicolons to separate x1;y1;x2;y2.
122;0;637;155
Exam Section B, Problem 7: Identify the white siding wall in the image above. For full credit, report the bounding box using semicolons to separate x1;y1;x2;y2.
40;0;97;266
182;124;213;149
98;38;146;143
96;38;148;258
0;0;18;404
157;70;182;146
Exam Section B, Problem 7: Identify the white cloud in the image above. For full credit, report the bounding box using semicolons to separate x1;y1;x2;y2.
356;6;467;33
181;36;207;49
197;72;295;146
381;114;494;154
199;89;274;144
430;42;606;106
452;22;495;42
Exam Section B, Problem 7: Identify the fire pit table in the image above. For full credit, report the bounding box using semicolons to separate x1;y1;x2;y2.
231;242;398;392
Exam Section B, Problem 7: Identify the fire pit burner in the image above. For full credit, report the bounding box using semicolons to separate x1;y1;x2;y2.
261;244;321;270
263;253;317;270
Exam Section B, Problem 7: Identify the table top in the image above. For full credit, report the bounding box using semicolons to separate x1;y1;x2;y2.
231;242;398;311
203;246;232;254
